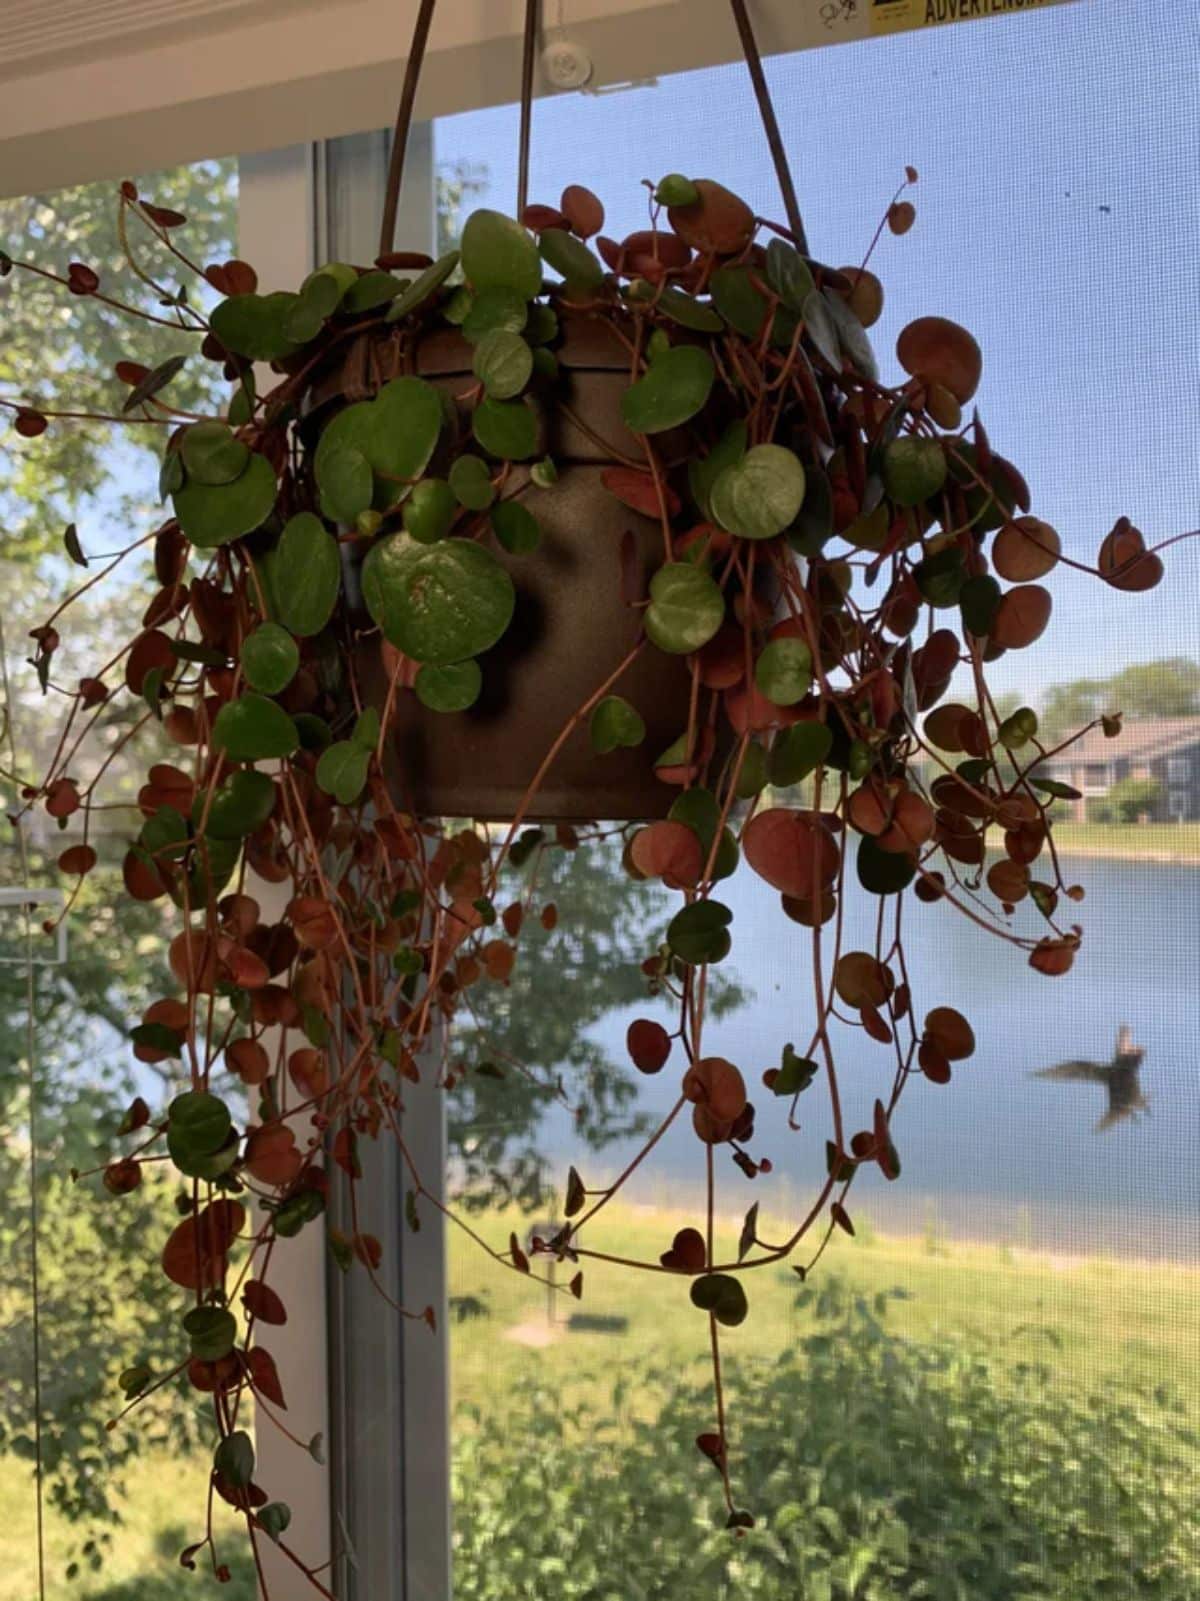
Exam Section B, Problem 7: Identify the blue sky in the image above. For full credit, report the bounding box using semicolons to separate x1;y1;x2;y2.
434;0;1199;704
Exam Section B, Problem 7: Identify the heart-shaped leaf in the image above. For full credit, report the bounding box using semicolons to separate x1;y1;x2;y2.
883;436;947;506
589;695;646;754
490;500;541;555
212;694;299;762
167;1090;232;1177
711;444;806;541
386;249;460;321
473;330;534;400
414;659;483;712
184;1305;238;1361
461;209;541;300
621;346;715;435
362;535;515;665
241;623;299;695
266;513;341;637
472;397;539;461
755;637;812;706
448;454;496;511
764;239;815;311
690;1272;748;1327
211;293;303;361
403;478;458;544
316;445;373;525
173;452;277;549
667;899;733;965
202;770;276;840
315;741;370;804
181;420;249;486
644;563;724;654
539;228;604;289
214;1431;255;1489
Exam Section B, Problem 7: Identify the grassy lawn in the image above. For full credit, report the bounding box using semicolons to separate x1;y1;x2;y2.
1049;821;1200;860
3;1207;1196;1596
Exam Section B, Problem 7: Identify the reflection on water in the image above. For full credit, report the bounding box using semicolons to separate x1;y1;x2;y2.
1034;1022;1150;1133
490;850;1200;1262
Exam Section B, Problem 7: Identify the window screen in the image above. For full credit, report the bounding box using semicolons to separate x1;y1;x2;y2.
438;4;1200;1596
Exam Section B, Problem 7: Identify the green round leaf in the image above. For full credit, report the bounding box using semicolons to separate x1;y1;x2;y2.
283;296;325;344
764;239;815;312
754;637;813;706
301;262;356;313
524;303;559;345
181;421;249;486
462;286;529;343
650;286;724;333
361;535;515;665
257;1502;292;1543
210;292;302;362
655;174;700;207
769;721;833;788
590;696;646;754
241;623;299;694
472;397;539;461
203;769;276;840
449;454;496;511
735;741;769;798
212;693;299;762
173;452;277;549
461;209;542;300
884;435;947;506
315;740;370;805
315;378;443;512
490;499;541;554
645;562;725;655
473;330;534;399
620;345;715;435
415;659;482;713
267;513;341;637
857;835;917;895
711;265;769;338
960;573;1002;638
914;546;966;609
667;899;733;965
342;270;403;314
711;444;806;541
214;1431;255;1489
386;250;460;321
789;466;833;556
316;445;373;525
538;228;604;289
689;421;747;521
690;1272;748;1327
668;787;720;851
167;1090;231;1171
183;1306;238;1362
403;478;458;544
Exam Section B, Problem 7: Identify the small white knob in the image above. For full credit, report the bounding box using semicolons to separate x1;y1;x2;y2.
541;38;593;91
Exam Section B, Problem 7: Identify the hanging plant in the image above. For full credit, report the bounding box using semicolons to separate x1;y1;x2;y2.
1;4;1194;1591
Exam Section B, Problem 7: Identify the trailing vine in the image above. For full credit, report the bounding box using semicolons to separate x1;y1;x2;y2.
1;165;1191;1589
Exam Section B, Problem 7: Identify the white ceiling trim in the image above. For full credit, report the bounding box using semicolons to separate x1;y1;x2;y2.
0;0;1079;198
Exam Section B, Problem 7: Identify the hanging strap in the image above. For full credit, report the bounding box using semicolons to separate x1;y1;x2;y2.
380;0;805;257
727;0;808;254
379;0;438;258
379;0;540;257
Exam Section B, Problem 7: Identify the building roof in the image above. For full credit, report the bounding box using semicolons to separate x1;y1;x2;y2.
1042;716;1200;768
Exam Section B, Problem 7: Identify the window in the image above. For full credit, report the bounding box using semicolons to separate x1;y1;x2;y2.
0;160;243;1593
429;5;1200;1598
1167;756;1191;784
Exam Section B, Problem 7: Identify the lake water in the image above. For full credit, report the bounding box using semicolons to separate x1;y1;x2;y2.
531;853;1200;1262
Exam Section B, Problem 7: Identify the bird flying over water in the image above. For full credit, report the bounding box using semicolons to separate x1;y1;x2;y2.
1033;1024;1149;1133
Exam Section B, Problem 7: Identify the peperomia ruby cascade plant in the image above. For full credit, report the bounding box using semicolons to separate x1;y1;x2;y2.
1;167;1187;1590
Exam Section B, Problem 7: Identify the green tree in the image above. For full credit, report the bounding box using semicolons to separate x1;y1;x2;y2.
436;157;488;258
454;835;746;1212
0;159;238;1575
1107;775;1163;823
1039;659;1200;740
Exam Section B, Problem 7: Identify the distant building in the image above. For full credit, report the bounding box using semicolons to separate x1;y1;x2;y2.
1035;717;1200;822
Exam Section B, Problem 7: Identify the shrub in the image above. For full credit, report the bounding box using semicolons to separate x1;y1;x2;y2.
452;1279;1199;1599
1108;776;1163;823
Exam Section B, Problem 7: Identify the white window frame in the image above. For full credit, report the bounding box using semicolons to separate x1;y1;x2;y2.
239;133;450;1601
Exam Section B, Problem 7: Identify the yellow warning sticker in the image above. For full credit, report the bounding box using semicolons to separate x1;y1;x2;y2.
869;0;1068;35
